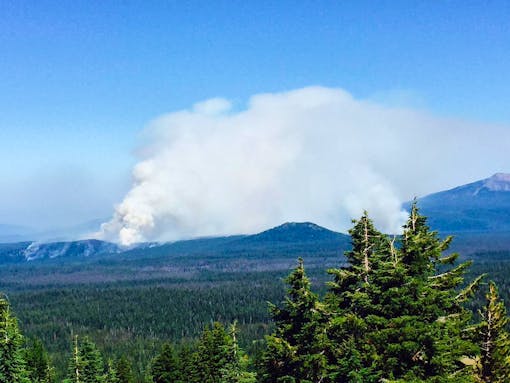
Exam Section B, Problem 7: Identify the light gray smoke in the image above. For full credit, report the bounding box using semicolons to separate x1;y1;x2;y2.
99;86;510;245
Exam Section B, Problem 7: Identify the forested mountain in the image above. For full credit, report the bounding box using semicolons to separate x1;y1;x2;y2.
413;172;510;232
0;222;350;265
0;239;120;263
2;173;510;267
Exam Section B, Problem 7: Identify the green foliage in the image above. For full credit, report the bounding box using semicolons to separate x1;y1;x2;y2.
219;322;256;383
376;203;479;379
175;344;195;383
194;322;236;383
261;205;496;382
105;360;119;383
0;295;29;383
150;343;180;383
325;212;393;381
475;282;510;382
9;272;287;378
64;336;105;383
261;258;328;382
147;322;255;383
115;356;134;383
24;338;54;383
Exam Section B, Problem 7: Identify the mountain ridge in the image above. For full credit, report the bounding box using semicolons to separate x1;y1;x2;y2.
414;172;510;232
2;173;510;263
0;222;350;263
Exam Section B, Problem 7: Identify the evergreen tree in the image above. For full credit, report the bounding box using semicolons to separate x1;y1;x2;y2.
176;344;196;383
322;206;481;382
64;336;82;383
0;294;29;383
105;360;119;383
261;258;328;383
325;213;391;382
219;321;256;383
394;203;479;380
79;337;105;383
327;212;391;310
194;322;234;383
64;336;105;383
115;356;134;383
24;338;54;383
476;282;510;382
151;343;180;383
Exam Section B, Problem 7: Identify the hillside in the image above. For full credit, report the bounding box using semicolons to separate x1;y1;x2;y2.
2;173;510;269
0;239;119;263
414;173;510;233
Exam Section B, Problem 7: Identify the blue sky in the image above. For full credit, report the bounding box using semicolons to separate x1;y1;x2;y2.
1;1;509;231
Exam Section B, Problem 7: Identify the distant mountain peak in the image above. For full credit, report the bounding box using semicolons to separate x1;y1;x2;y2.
413;173;510;233
483;173;510;192
276;222;325;231
249;221;344;243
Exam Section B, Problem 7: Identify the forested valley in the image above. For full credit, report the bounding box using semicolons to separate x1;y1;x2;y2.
2;204;510;382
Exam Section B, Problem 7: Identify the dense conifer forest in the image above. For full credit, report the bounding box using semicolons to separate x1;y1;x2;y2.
2;204;510;382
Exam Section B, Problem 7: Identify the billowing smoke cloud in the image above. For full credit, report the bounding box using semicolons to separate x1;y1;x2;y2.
99;87;510;245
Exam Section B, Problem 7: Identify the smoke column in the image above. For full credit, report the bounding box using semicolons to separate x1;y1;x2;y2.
99;87;510;245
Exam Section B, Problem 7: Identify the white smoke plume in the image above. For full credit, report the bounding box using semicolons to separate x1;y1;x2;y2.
99;87;510;245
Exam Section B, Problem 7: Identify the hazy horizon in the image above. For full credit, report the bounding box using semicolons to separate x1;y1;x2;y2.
1;2;509;241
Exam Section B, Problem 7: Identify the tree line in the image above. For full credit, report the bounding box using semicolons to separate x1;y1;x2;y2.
1;204;510;382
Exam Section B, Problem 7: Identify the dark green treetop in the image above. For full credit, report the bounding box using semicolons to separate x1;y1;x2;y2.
151;343;180;383
0;295;29;383
261;258;329;383
24;338;54;383
64;336;105;383
115;356;134;383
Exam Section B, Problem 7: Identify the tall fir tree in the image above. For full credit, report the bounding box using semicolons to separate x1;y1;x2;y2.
24;338;54;383
325;213;392;382
394;202;479;380
151;343;180;383
0;294;29;383
115;356;134;383
105;360;119;383
261;258;328;383
219;321;256;383
194;322;235;383
322;206;481;382
64;336;105;383
176;344;196;383
475;282;510;383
